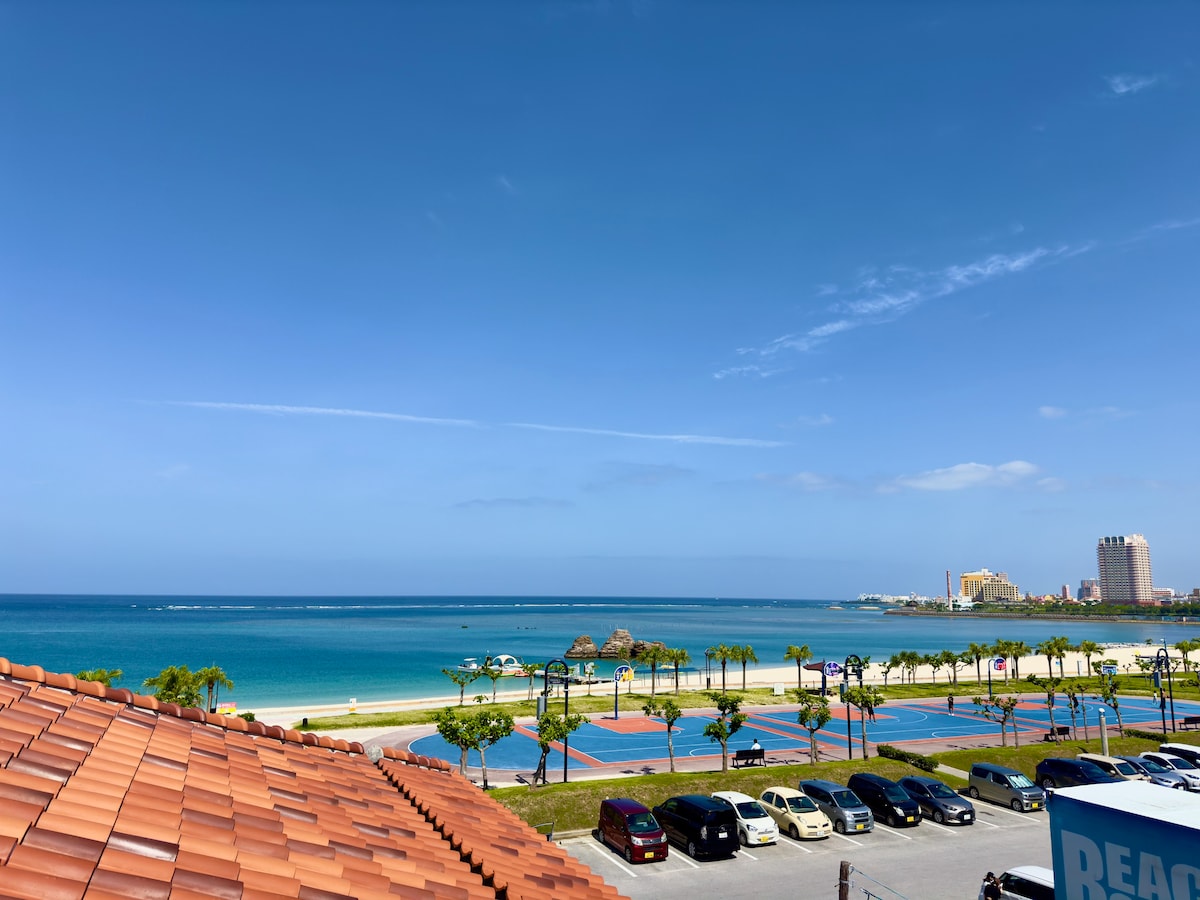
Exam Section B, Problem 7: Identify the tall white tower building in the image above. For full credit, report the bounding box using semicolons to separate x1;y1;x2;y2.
1096;534;1153;605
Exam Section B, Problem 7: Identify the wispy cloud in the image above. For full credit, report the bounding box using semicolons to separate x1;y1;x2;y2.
1036;405;1135;422
892;460;1040;491
455;497;572;509
815;283;839;296
172;401;783;448
1038;406;1067;419
757;471;840;491
713;364;783;380
1105;73;1158;96
731;245;1083;367
1147;216;1200;233
171;401;480;427
584;462;693;491
506;421;786;447
495;174;518;196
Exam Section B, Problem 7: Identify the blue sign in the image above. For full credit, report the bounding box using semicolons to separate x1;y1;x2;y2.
613;665;634;683
1101;664;1118;676
823;661;842;678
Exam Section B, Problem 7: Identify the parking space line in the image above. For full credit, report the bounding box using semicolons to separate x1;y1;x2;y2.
674;849;701;868
779;839;814;853
872;825;914;840
830;832;865;847
920;820;963;834
583;842;638;877
739;849;758;861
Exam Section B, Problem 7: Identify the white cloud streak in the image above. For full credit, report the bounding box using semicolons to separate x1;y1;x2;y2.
506;421;787;447
170;401;784;448
1105;74;1158;96
734;244;1083;365
171;401;480;427
892;460;1040;491
1038;406;1067;419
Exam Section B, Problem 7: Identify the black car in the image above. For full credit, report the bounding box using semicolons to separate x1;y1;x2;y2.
651;794;739;859
897;775;975;825
846;773;921;827
1034;757;1123;789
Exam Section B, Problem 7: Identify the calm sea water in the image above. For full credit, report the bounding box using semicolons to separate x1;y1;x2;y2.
0;594;1185;709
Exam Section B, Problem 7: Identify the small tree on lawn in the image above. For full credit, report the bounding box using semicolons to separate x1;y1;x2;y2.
1027;676;1064;741
432;707;514;790
532;711;586;785
1093;675;1125;735
1063;684;1082;738
703;692;747;773
843;685;885;758
482;666;504;703
441;668;482;706
643;699;683;773
795;691;832;765
972;695;1021;747
521;662;542;701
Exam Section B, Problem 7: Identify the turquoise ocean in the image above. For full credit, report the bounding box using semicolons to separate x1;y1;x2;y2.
0;594;1186;710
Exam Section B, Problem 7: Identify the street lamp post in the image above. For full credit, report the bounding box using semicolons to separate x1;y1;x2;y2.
543;659;571;783
705;647;714;691
844;654;863;760
1155;647;1177;734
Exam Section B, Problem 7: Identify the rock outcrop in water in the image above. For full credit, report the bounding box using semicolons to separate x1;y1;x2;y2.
564;635;600;658
565;629;669;659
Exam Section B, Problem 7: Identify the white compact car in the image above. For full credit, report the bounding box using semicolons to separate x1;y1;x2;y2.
711;790;779;846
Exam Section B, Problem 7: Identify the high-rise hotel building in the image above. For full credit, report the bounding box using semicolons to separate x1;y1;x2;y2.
1096;534;1154;605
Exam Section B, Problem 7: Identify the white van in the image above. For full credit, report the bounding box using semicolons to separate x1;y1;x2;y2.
978;866;1054;900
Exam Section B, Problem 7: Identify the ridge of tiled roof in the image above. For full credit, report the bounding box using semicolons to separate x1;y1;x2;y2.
0;658;628;900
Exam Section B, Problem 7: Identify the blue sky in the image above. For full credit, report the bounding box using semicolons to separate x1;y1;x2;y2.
2;2;1197;599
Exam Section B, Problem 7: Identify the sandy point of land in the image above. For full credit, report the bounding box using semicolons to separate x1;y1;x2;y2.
249;641;1177;733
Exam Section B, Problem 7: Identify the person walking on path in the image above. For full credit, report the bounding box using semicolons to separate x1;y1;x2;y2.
947;695;955;716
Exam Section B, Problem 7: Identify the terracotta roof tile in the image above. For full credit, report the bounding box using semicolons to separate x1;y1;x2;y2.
1;662;629;900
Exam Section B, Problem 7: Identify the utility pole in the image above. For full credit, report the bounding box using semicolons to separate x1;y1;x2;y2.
839;860;851;900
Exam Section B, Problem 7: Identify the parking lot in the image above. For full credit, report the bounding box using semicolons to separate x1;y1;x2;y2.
565;794;1052;900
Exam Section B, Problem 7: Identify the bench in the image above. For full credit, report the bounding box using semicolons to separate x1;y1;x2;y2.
1181;716;1200;731
732;748;765;768
1042;725;1070;742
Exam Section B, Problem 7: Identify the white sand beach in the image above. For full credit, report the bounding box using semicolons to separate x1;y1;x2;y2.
251;641;1179;730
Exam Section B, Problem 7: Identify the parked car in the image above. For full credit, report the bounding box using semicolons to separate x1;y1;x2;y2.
1139;751;1200;791
798;779;873;834
1035;757;1122;789
1117;754;1192;789
967;762;1046;812
978;866;1055;900
1077;753;1149;782
897;775;975;825
651;794;739;859
846;773;921;828
1158;743;1200;766
711;791;778;846
597;798;668;863
759;787;832;840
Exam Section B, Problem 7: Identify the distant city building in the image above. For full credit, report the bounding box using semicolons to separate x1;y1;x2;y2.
1096;534;1154;605
960;568;1021;604
1078;579;1101;601
1061;584;1070;600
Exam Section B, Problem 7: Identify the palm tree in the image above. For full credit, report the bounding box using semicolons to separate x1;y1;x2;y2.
667;647;691;694
1077;640;1101;677
926;653;942;684
1009;641;1031;679
739;644;758;690
966;642;991;685
1036;639;1058;678
784;644;812;692
639;644;666;699
76;667;123;687
713;644;733;693
1052;636;1072;677
195;665;234;713
1175;639;1198;673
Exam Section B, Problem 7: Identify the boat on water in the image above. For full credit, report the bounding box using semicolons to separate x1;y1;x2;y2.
456;654;528;676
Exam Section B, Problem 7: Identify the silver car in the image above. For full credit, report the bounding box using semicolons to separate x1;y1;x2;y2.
1140;752;1200;791
1117;755;1191;789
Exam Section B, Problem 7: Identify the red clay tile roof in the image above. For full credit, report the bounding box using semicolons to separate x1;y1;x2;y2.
0;658;627;900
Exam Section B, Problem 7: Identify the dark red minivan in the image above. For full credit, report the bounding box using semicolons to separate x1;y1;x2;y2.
598;798;668;863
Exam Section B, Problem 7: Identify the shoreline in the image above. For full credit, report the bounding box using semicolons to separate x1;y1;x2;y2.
251;640;1178;729
884;608;1200;625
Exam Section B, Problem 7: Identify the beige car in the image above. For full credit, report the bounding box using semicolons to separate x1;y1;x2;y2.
1078;753;1149;782
759;787;832;840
